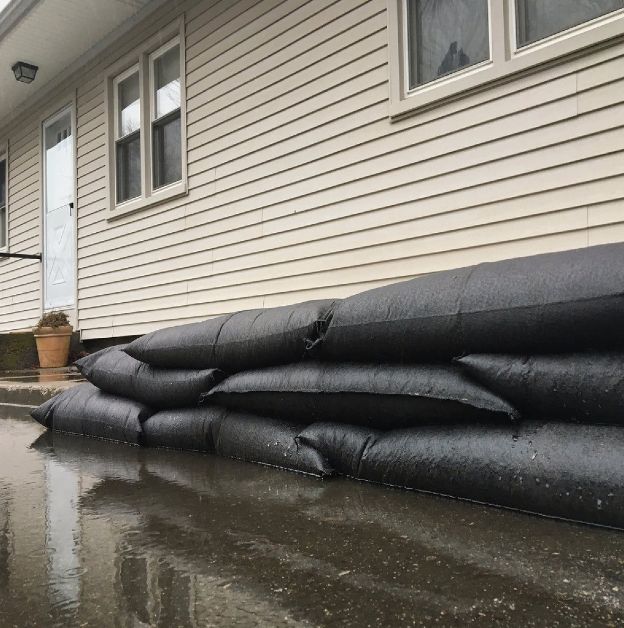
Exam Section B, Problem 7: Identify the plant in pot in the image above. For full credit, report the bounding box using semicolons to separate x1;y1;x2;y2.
33;311;73;368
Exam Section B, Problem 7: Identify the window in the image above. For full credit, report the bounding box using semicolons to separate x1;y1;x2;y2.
516;0;624;47
0;153;7;250
388;0;624;117
406;0;490;89
114;67;141;203
106;22;186;218
151;42;182;190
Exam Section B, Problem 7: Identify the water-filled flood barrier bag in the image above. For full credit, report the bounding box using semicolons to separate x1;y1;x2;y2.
298;421;624;528
124;299;337;371
76;345;224;409
214;412;331;477
142;406;227;451
320;243;624;362
458;353;624;424
204;362;518;429
31;382;152;444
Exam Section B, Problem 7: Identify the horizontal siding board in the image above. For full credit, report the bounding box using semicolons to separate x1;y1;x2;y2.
78;185;621;307
208;74;577;192
77;150;624;288
187;28;387;134
577;53;624;91
588;199;624;227
578;77;624;113
79;218;588;326
186;1;374;98
186;0;287;53
187;0;305;71
81;93;582;259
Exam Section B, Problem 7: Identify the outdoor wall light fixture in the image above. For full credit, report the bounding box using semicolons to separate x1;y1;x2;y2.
12;61;38;83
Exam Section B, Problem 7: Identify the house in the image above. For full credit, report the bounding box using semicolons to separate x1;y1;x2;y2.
0;0;623;346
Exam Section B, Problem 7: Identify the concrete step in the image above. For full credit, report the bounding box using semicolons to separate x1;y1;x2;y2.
0;367;84;406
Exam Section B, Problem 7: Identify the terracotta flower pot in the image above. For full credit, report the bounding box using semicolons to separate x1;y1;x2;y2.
33;325;73;368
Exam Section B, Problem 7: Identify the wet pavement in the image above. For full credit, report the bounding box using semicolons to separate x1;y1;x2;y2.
0;369;84;407
1;406;623;627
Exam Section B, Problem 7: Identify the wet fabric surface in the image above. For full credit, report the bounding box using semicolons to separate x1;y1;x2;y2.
125;299;337;371
76;345;224;409
2;408;623;628
31;382;151;444
206;362;518;428
320;243;624;362
28;243;624;532
458;352;624;423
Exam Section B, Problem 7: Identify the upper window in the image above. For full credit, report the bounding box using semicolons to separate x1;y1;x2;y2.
107;27;186;218
388;0;624;117
516;0;624;46
114;67;141;204
151;42;182;190
0;154;7;250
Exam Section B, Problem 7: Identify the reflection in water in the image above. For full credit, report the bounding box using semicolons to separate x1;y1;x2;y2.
0;484;10;592
45;458;81;614
1;410;623;627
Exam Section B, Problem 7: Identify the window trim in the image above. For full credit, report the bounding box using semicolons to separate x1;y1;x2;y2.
388;0;624;119
105;17;187;221
0;143;8;253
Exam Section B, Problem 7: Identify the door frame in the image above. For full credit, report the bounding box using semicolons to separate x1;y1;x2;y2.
39;97;78;325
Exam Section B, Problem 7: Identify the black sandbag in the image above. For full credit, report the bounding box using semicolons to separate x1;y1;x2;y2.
204;362;518;429
75;345;224;408
357;421;624;528
30;382;152;444
214;411;332;477
142;406;227;451
458;353;624;424
124;299;337;371
320;243;624;362
297;423;379;477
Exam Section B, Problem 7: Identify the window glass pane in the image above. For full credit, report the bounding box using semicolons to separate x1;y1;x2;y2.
153;112;181;189
118;71;140;137
154;45;180;119
517;0;624;46
0;159;5;248
407;0;490;89
116;133;141;203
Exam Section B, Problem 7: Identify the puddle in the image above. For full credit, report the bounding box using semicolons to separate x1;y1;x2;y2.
1;407;623;627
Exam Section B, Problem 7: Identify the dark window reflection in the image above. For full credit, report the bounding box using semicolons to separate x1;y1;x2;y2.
407;0;490;88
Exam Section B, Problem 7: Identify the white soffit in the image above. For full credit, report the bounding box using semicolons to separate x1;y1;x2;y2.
0;0;159;125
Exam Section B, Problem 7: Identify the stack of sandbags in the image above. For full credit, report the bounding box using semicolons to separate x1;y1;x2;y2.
31;243;624;528
32;300;338;476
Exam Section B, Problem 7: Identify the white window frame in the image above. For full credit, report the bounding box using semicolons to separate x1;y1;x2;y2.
388;0;624;119
0;144;8;253
105;17;187;220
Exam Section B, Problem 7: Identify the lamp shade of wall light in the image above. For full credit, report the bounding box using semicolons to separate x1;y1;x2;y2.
12;61;38;83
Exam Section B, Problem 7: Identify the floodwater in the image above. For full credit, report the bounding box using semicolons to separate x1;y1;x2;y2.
1;407;623;628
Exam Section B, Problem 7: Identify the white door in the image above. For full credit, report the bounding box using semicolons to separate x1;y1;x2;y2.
43;108;75;310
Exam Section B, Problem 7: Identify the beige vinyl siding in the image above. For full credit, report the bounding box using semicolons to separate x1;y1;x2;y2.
0;122;41;333
74;0;624;339
2;0;624;337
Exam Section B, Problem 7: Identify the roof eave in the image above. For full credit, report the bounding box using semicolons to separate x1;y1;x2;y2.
0;0;40;44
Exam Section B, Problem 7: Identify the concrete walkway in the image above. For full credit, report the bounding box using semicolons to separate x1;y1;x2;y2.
0;367;84;407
